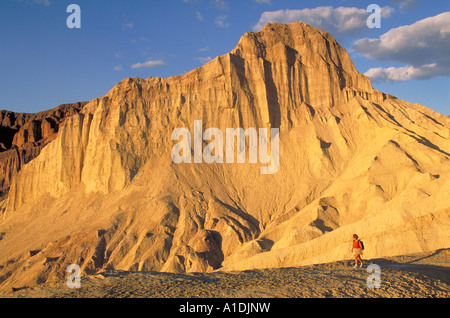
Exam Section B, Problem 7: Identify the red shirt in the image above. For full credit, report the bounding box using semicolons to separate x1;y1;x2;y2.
353;240;361;249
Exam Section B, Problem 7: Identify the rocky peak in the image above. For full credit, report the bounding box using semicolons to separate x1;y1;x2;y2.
0;23;448;291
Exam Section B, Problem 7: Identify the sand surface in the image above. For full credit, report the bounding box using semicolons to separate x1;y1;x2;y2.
2;249;449;298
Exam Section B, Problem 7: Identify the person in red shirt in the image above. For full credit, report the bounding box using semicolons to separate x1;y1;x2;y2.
351;234;364;268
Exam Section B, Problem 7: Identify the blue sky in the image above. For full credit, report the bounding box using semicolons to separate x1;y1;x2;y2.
0;0;449;115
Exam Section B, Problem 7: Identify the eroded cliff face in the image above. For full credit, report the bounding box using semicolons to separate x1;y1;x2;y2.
4;23;390;209
0;23;449;290
0;103;86;201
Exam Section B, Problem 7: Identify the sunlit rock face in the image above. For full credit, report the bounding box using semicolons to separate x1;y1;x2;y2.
0;22;449;290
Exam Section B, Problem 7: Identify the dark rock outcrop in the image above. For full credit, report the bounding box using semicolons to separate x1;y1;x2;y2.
0;102;87;200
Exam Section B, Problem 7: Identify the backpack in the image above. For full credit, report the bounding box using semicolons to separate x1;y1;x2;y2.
360;240;365;250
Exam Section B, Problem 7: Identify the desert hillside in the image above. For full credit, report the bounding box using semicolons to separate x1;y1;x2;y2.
0;22;449;292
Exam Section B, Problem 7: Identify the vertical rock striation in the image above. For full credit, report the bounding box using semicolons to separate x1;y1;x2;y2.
0;102;86;200
0;23;449;290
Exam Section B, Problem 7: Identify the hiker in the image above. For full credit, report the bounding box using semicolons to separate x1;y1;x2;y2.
351;234;364;268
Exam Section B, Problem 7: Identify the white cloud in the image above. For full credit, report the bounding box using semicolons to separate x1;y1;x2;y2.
354;12;450;82
255;0;272;5
253;6;394;35
131;59;166;69
113;65;124;72
198;46;209;52
33;0;50;5
215;15;230;28
196;56;213;64
122;22;134;30
196;11;204;21
364;64;441;82
389;0;418;10
211;0;229;11
18;0;51;5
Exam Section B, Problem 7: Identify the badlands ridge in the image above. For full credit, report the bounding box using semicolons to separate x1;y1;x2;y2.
0;22;449;291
